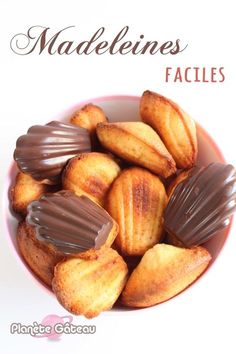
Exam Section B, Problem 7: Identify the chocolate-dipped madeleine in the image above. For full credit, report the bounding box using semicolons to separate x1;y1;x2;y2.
14;121;91;183
27;191;118;254
164;163;236;247
167;167;201;200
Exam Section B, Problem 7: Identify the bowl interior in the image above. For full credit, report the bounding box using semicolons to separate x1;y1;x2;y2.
4;95;230;301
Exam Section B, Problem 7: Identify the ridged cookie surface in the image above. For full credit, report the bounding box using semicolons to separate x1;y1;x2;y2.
121;243;211;307
106;167;167;256
140;90;197;168
17;221;63;286
52;248;128;318
62;152;120;206
96;122;176;178
70;103;108;135
11;172;52;215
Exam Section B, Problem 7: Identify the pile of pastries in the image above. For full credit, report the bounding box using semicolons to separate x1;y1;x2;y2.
11;90;236;318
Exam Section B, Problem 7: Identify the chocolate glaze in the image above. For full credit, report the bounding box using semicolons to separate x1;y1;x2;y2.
164;163;236;247
26;191;113;254
14;121;91;183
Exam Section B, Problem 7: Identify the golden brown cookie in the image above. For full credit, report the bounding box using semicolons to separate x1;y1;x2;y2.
52;248;128;318
140;90;198;169
106;167;167;256
96;122;176;178
11;172;52;216
17;221;64;286
121;243;211;307
62;152;120;206
70;103;108;135
70;103;108;149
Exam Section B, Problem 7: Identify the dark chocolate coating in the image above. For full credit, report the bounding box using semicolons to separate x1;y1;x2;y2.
164;163;236;247
14;121;91;182
26;191;113;254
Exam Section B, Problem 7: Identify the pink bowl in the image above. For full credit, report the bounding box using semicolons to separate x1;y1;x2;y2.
3;95;232;307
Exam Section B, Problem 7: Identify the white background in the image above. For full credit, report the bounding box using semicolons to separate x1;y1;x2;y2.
0;0;236;353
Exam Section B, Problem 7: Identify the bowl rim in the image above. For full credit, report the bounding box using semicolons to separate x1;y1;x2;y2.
2;94;233;312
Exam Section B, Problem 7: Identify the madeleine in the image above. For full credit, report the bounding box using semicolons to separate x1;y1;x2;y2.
140;90;198;168
17;221;63;287
106;167;167;256
121;243;211;307
70;103;108;148
52;248;128;318
62;152;120;206
96;122;176;178
11;172;52;215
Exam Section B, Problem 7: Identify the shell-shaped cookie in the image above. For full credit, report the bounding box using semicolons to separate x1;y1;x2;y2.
27;191;118;254
96;122;176;178
164;163;236;247
70;103;108;135
52;248;128;318
121;243;211;307
106;167;167;256
140;90;197;168
62;152;121;206
10;172;54;215
17;221;63;287
14;121;91;183
70;103;108;149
